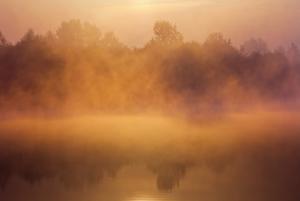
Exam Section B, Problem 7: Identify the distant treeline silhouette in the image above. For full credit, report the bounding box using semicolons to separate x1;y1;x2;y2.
0;20;300;114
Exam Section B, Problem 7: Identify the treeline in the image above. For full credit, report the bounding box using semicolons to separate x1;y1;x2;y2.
0;20;300;114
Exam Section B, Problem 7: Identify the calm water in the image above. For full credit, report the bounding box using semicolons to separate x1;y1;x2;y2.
0;114;300;201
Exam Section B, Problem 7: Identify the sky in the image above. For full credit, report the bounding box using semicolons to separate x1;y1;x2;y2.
0;0;300;47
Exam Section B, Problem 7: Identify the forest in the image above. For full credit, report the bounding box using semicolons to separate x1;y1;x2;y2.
1;19;300;201
0;20;300;115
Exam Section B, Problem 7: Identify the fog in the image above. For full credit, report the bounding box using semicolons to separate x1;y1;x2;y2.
1;15;300;201
1;20;300;116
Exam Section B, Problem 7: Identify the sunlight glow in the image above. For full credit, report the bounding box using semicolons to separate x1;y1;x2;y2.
130;194;169;201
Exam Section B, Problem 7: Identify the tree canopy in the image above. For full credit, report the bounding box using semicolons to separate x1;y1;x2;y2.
0;20;299;113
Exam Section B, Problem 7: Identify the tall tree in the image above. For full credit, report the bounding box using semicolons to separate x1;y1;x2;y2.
149;21;183;47
56;20;101;48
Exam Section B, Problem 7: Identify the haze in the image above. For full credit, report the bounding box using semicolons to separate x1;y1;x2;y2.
1;1;300;201
1;0;300;47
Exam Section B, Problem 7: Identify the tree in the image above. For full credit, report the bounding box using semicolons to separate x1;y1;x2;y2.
56;20;101;48
162;44;207;95
202;32;239;69
286;43;300;67
203;33;237;58
204;33;232;49
0;32;7;46
100;32;125;51
240;38;268;56
82;22;102;47
149;21;183;47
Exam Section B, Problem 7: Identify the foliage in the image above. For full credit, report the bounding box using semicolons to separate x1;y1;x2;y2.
0;20;299;113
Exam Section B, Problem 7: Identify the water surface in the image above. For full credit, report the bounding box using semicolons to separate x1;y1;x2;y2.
0;113;300;201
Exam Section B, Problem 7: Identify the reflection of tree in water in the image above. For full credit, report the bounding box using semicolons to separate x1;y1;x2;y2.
0;142;125;190
149;163;186;192
0;146;190;192
1;134;300;201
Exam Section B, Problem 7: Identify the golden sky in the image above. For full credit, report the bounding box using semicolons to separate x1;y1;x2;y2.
0;0;299;47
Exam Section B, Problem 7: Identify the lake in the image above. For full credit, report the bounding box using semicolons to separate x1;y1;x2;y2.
0;113;300;201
